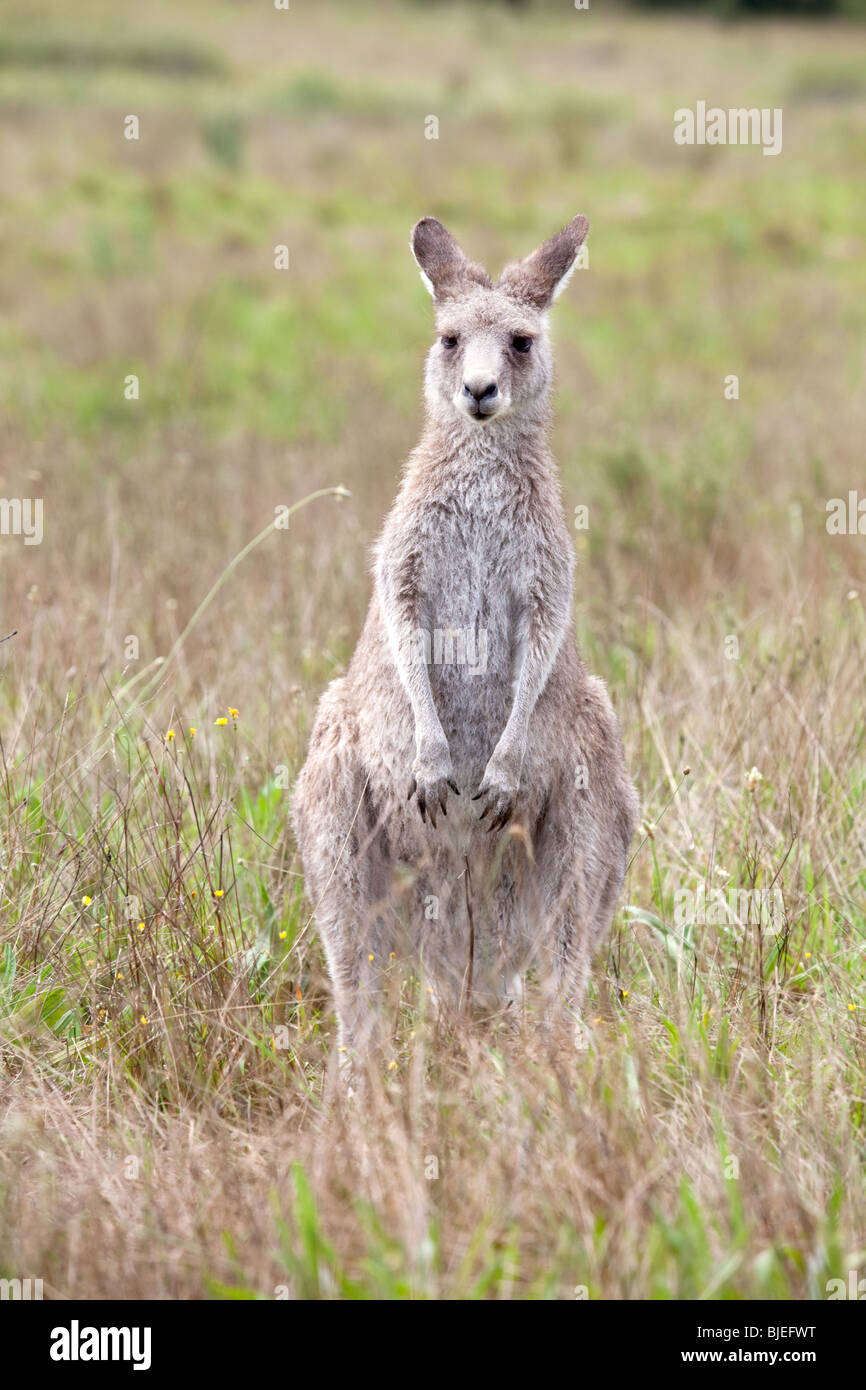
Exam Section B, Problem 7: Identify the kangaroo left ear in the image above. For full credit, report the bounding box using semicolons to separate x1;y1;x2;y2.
410;217;492;303
498;215;589;310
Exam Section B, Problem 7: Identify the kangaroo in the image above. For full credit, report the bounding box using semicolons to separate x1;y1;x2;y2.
293;216;638;1058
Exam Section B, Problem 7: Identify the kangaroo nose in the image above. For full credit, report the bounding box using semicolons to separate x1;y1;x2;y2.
462;377;498;403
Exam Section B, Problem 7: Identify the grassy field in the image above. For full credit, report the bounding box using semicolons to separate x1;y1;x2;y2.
1;0;865;1299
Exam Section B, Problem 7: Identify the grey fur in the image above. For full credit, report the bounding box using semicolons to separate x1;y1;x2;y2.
293;217;638;1055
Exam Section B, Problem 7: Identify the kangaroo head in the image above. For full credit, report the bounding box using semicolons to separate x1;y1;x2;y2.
411;214;588;428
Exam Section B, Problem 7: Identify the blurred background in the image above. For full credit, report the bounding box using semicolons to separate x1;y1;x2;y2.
1;0;864;723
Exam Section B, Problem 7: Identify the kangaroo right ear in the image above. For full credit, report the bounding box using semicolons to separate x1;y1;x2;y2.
498;215;589;310
410;217;491;303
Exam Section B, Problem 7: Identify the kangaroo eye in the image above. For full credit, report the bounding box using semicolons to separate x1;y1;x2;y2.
441;335;458;350
512;335;533;354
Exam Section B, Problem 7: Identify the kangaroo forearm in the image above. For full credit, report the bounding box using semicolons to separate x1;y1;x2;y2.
377;565;447;753
500;629;563;757
498;579;570;756
404;661;448;754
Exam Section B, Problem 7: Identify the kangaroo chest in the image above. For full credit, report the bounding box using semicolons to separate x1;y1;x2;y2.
414;475;534;749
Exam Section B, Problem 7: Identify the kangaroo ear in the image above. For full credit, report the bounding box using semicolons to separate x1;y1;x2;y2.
411;217;492;303
498;215;589;310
